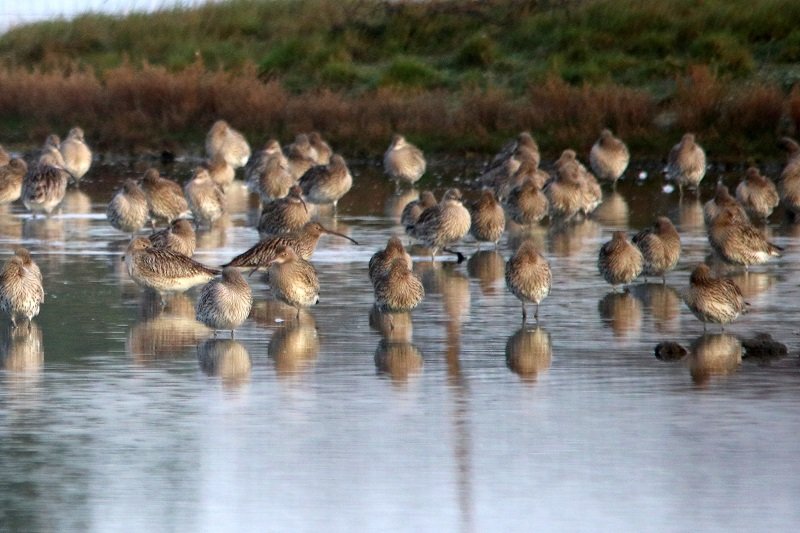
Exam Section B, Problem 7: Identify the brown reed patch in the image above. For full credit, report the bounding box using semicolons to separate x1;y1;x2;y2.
0;63;793;160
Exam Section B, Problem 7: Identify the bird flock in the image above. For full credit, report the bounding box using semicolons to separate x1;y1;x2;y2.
0;122;797;339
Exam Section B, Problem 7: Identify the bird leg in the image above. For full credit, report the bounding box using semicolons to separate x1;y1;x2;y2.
521;303;527;323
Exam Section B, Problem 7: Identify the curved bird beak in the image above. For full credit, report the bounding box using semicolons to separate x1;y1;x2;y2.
300;198;308;214
322;227;358;245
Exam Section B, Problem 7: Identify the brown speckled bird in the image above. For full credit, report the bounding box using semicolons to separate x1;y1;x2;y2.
598;231;643;290
140;168;190;226
124;237;219;295
703;183;748;227
204;155;235;189
384;134;426;187
401;191;437;242
666;133;706;195
778;137;800;215
205;120;250;169
107;179;149;235
286;134;317;180
257;185;309;237
504;177;549;226
59;126;92;184
0;248;44;328
469;190;505;247
369;236;413;287
505;240;552;322
0;158;27;206
184;167;225;227
263;245;320;319
683;263;746;330
633;216;681;283
195;267;253;337
298;154;353;214
735;167;779;221
373;257;425;312
245;139;294;203
149;218;197;257
707;209;782;269
22;159;69;216
0;145;9;167
407;188;471;261
224;221;357;270
590;129;630;186
308;132;332;165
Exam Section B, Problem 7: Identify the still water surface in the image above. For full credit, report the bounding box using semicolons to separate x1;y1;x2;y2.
1;158;799;532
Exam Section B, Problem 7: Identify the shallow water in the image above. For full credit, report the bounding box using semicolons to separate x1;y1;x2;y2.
1;160;800;532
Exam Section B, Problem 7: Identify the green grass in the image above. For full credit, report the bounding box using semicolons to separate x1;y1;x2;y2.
4;0;800;94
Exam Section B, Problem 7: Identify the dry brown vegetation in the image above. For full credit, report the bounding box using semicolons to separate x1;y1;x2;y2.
1;61;799;159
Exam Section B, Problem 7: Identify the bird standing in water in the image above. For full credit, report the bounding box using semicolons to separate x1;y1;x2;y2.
195;267;253;338
505;240;552;323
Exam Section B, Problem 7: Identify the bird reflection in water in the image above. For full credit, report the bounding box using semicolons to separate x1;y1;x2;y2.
370;307;422;383
593;191;630;227
688;333;742;386
0;321;44;373
628;282;682;333
418;262;471;326
0;209;23;240
548;218;601;258
466;250;505;296
675;197;704;234
61;189;92;233
374;339;423;382
195;213;230;250
505;326;552;383
504;221;547;254
197;338;252;387
727;271;776;300
598;290;643;338
127;292;211;362
268;313;319;377
384;187;419;221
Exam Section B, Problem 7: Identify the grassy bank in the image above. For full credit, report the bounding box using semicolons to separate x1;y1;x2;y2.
1;0;800;158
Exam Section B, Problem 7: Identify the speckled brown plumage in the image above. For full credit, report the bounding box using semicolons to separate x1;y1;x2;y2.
298;154;352;211
597;231;643;289
206;120;250;169
107;178;149;234
149;219;197;257
406;188;471;260
632;216;681;281
308;132;332;165
590;128;630;185
683;263;746;329
703;183;748;226
59;127;92;183
666;133;706;194
257;185;310;237
22;160;69;215
125;237;219;294
469;190;505;246
184;167;225;227
195;267;253;336
0;249;44;327
505;240;552;322
504;177;549;225
266;245;320;318
369;236;413;286
384;134;426;186
140;168;190;224
401;191;437;235
204;154;235;189
286;134;317;180
224;221;357;269
373;258;424;312
778;137;800;215
0;145;9;167
245;140;294;202
0;159;27;205
707;209;782;268
736;167;779;220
